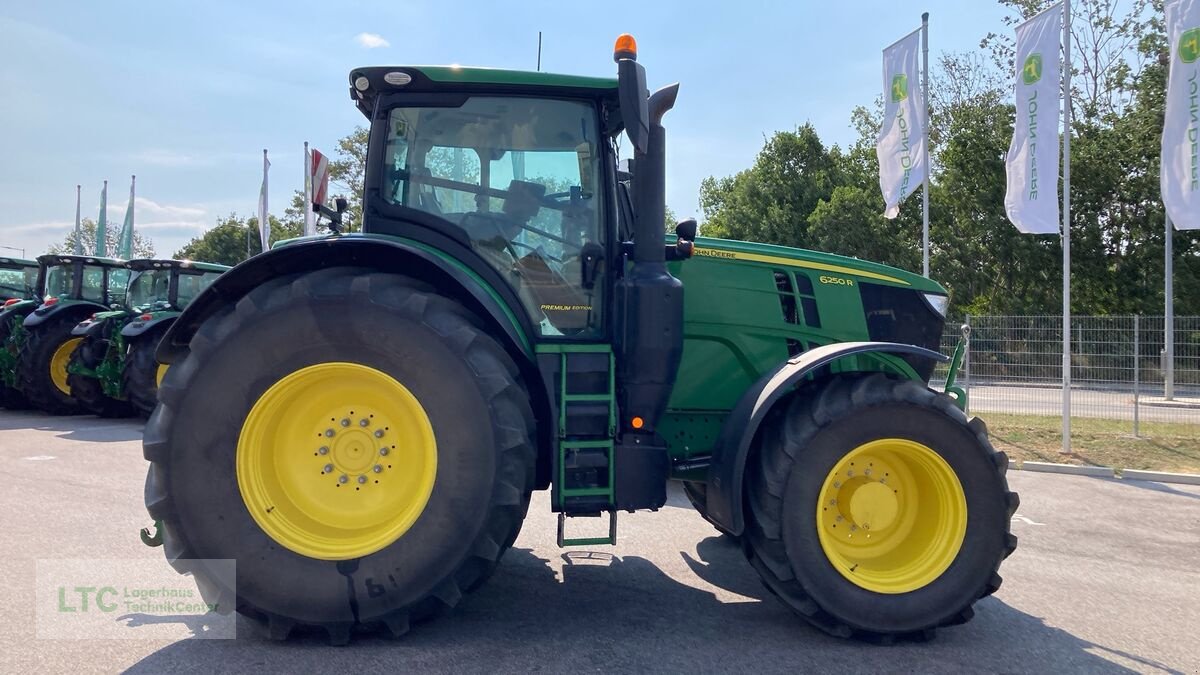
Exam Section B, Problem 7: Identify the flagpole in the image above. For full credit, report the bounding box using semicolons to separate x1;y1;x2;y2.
74;185;82;255
1061;0;1072;454
1165;212;1174;400
304;141;314;236
921;12;931;277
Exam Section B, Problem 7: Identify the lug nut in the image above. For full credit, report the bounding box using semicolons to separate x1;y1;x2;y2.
340;418;351;427
323;464;334;473
357;475;367;484
373;465;383;473
318;446;329;455
374;429;385;438
324;429;335;438
379;448;389;456
338;474;348;484
359;419;370;427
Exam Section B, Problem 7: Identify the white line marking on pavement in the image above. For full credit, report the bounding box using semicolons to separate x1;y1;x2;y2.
1013;514;1044;526
23;455;57;461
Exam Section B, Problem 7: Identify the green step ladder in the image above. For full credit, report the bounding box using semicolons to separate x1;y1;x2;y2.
540;344;618;546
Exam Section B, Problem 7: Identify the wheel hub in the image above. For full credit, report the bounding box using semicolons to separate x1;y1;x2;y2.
816;438;967;594
236;362;437;561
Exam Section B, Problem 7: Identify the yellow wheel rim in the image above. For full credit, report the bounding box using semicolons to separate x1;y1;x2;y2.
50;337;82;395
816;438;967;594
155;363;168;388
237;362;437;560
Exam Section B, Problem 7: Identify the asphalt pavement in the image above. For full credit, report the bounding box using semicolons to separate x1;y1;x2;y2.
1;409;1198;674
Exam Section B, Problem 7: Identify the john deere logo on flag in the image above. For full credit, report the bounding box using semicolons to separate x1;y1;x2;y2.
1023;53;1043;85
1181;27;1200;63
890;74;908;102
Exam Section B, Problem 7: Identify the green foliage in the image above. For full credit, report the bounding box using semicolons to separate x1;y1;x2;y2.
699;0;1199;317
47;218;155;259
173;213;299;266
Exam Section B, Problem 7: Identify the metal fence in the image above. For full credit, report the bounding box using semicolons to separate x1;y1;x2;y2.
931;315;1200;441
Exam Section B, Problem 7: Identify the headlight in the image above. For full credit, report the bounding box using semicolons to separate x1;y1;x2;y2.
922;293;949;318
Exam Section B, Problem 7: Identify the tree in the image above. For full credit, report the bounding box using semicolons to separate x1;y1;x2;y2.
47;218;155;259
700;124;843;249
173;213;300;266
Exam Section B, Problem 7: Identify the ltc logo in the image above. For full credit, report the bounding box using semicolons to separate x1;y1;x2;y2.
1023;53;1043;85
891;74;908;102
1181;27;1199;64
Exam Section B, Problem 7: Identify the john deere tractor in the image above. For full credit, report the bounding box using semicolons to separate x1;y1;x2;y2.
67;258;229;418
16;254;129;414
0;256;41;407
143;36;1015;644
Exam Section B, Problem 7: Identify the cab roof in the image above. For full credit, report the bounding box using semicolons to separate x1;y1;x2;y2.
37;254;126;267
0;256;37;268
349;65;618;119
125;258;230;273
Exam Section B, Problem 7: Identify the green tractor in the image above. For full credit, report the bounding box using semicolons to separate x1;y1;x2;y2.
16;254;129;415
0;256;41;407
143;37;1015;644
67;258;229;418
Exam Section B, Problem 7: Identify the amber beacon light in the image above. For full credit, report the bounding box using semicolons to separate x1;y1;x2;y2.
613;34;637;62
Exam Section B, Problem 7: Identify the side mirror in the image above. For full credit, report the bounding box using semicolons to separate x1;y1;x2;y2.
675;218;697;242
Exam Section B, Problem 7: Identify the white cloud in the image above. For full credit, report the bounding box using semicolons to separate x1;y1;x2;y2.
354;32;390;49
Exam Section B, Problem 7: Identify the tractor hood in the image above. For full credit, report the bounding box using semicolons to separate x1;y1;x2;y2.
688;237;946;295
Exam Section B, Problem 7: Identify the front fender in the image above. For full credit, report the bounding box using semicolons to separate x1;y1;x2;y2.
158;234;534;364
703;341;948;536
23;301;107;329
122;313;178;339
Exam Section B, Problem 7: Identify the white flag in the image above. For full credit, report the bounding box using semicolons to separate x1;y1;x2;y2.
877;28;927;219
1162;0;1200;230
303;142;316;236
1004;3;1063;234
258;150;270;253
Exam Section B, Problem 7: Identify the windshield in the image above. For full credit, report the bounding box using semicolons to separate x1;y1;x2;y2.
128;269;172;310
382;97;604;337
0;267;33;298
44;265;73;300
81;265;129;306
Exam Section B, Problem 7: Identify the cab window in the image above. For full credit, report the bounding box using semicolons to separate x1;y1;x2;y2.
382;97;604;338
176;270;221;308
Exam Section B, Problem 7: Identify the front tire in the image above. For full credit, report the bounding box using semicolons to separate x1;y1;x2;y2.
124;329;167;418
67;331;135;418
0;313;31;409
144;268;537;644
743;374;1017;640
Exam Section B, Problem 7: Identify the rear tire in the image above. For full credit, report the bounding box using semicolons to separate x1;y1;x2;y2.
16;314;85;415
144;267;537;644
743;373;1017;640
124;329;166;418
67;332;135;418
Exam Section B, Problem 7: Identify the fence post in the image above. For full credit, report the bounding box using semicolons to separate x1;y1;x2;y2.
1133;314;1140;438
964;315;971;416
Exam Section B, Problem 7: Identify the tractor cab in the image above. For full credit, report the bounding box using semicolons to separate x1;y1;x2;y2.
125;259;228;314
0;257;39;303
122;258;229;341
351;67;626;339
32;254;129;314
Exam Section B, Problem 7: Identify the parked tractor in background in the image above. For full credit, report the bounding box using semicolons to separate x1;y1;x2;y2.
14;255;129;415
0;256;42;407
143;36;1014;644
68;258;228;418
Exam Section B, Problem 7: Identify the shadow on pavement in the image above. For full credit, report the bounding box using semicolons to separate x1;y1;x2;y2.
0;409;143;442
1101;476;1200;501
122;540;1161;674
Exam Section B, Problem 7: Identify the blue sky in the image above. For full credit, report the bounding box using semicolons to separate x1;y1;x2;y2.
0;0;1009;258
